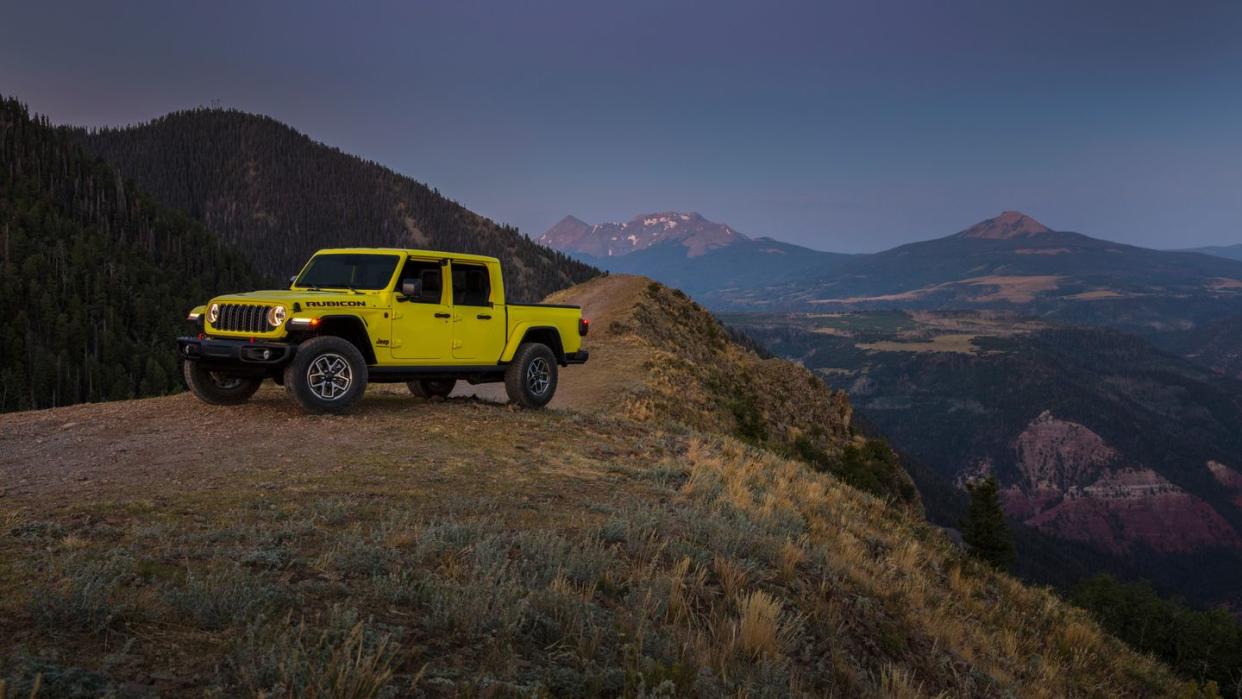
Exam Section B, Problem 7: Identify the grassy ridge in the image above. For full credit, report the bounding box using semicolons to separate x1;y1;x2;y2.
0;392;1204;697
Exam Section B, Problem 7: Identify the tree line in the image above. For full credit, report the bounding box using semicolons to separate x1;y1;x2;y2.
69;108;599;302
0;96;265;412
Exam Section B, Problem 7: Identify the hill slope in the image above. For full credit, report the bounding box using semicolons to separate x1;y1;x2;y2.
461;274;919;508
0;97;265;413
0;281;1199;696
70;109;597;302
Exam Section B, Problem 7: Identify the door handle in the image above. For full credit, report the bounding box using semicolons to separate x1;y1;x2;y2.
434;312;450;319
477;314;492;320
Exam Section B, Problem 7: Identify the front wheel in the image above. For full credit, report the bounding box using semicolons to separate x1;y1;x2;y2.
182;361;262;405
407;379;456;399
504;343;558;409
283;336;368;413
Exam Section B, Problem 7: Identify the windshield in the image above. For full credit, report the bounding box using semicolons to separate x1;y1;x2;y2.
295;254;399;290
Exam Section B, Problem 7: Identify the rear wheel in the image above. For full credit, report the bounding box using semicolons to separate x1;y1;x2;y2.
182;361;262;406
407;379;456;399
504;343;558;409
284;336;368;413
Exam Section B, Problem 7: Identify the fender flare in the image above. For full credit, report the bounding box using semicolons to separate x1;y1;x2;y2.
308;314;377;364
500;324;565;363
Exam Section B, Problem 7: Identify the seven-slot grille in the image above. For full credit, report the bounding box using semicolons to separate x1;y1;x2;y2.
213;303;274;333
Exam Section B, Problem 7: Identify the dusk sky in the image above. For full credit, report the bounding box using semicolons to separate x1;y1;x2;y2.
2;0;1240;252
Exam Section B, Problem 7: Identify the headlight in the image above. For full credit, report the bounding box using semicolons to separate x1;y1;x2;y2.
267;305;287;327
207;303;220;323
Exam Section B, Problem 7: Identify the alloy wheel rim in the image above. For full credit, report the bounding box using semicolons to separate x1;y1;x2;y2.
307;353;353;401
209;372;243;390
526;357;551;396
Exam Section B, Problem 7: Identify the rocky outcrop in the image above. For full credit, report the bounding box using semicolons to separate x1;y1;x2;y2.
993;412;1242;554
1012;468;1242;554
1013;411;1116;491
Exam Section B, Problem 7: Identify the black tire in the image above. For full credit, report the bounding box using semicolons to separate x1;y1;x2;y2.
504;342;558;409
182;361;262;406
407;379;456;399
283;336;368;414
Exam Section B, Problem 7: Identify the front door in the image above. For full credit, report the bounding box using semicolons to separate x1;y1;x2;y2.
390;258;451;361
450;262;503;360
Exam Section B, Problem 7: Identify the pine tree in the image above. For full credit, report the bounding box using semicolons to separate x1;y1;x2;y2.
962;476;1015;571
0;95;265;413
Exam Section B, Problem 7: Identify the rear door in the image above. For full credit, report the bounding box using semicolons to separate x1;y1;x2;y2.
449;261;504;360
390;258;451;360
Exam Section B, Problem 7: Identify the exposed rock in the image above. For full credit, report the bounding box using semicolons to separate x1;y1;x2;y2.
1012;410;1117;491
1015;468;1242;554
999;412;1242;553
955;211;1052;240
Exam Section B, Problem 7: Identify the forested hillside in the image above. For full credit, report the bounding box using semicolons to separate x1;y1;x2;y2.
71;110;598;301
0;97;265;412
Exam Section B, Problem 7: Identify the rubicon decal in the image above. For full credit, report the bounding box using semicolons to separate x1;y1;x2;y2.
305;301;368;307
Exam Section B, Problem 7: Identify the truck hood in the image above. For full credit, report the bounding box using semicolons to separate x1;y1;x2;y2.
210;289;386;309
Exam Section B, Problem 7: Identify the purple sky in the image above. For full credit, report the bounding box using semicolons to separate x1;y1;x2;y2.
2;0;1240;252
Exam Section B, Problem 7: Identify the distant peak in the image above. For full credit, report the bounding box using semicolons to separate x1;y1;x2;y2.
538;210;746;258
536;215;591;243
958;211;1052;240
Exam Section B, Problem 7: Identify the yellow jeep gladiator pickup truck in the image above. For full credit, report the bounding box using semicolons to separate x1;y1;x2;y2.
177;248;589;413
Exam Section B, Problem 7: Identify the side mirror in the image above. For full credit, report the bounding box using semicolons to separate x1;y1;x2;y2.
401;278;423;298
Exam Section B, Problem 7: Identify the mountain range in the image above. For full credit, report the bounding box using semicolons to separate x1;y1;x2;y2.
538;212;853;299
541;210;1242;333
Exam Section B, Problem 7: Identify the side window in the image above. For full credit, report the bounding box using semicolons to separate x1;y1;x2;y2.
398;259;443;304
451;264;491;306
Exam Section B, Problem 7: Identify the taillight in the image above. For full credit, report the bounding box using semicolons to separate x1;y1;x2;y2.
579;318;590;336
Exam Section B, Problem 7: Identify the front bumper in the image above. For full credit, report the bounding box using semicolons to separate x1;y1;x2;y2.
177;336;296;365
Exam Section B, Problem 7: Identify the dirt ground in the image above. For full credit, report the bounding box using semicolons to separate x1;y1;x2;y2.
0;386;673;523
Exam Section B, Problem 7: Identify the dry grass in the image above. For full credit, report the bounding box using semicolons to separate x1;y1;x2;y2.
731;590;796;662
0;421;1202;697
857;333;979;354
673;435;1197;697
961;275;1063;303
0;509;24;532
